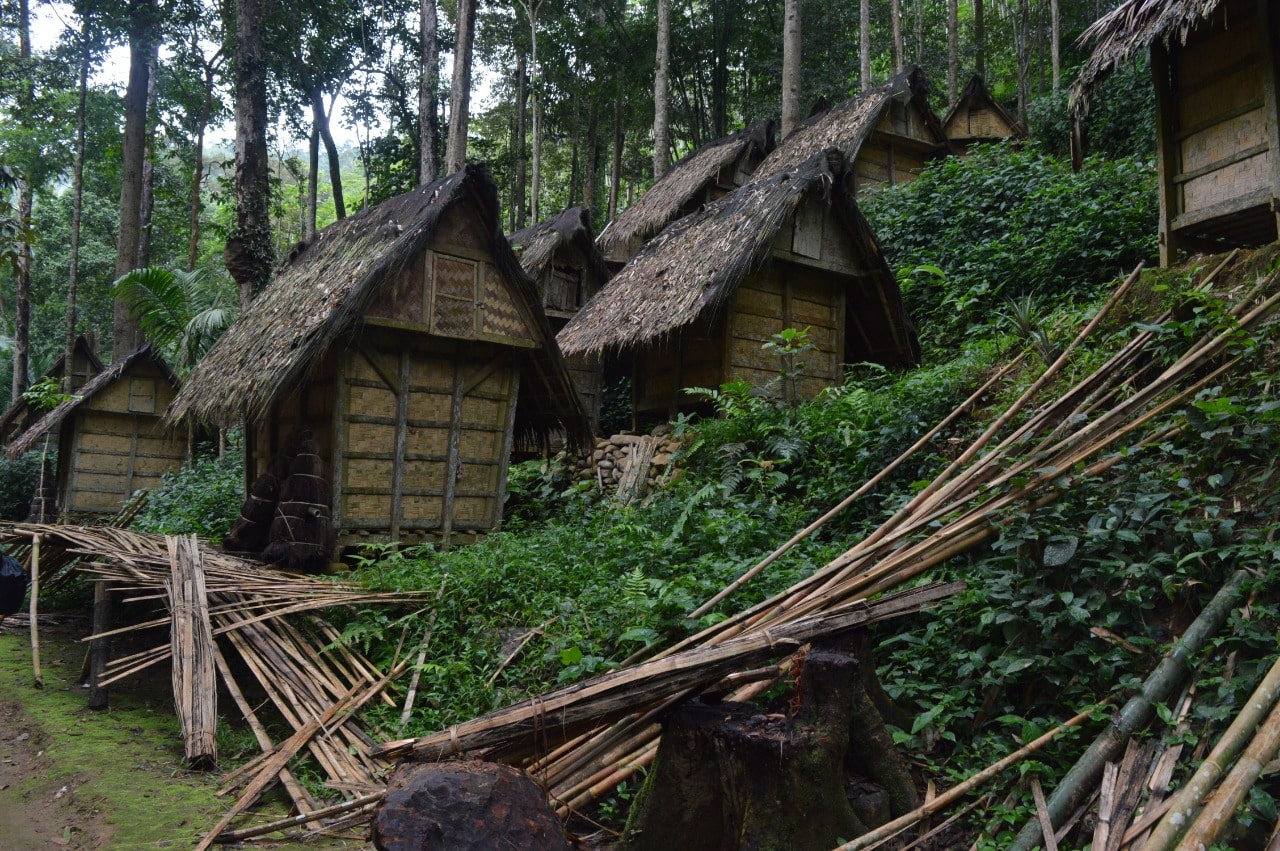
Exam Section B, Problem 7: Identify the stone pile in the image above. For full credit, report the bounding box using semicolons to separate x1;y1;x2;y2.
561;426;687;499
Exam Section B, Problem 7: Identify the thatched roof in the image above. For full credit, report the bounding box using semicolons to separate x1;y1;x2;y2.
168;165;590;448
756;67;947;181
596;120;775;259
943;75;1026;142
1072;0;1224;115
0;334;104;444
8;344;177;459
509;206;611;295
557;149;916;364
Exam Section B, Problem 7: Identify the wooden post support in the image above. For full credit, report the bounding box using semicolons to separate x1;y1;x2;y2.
87;578;113;710
1151;42;1182;267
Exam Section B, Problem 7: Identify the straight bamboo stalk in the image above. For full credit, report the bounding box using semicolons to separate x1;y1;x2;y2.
29;533;41;688
1008;570;1249;851
1145;652;1280;849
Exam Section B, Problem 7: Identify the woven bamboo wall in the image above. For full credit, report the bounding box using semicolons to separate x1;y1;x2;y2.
634;316;725;418
1174;0;1270;217
63;360;184;516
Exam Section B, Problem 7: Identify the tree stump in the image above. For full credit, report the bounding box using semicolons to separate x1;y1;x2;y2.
622;647;917;851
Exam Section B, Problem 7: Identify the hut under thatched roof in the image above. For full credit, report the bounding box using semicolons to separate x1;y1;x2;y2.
7;344;184;518
1074;0;1280;263
597;120;776;266
943;75;1026;154
169;165;590;552
510;206;612;431
558;149;919;423
0;333;104;447
755;67;950;193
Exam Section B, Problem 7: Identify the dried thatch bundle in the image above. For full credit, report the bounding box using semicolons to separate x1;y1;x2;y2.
1071;0;1225;115
509;206;611;295
168;165;590;450
596;120;775;260
558;148;916;364
755;67;942;181
262;431;333;572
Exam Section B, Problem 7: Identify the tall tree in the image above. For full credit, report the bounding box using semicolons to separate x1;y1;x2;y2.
653;0;670;179
66;18;94;383
112;0;159;359
891;0;903;72
1014;0;1032;122
227;0;274;308
1050;0;1061;93
513;51;527;228
781;0;801;138
445;0;478;172
948;0;958;103
11;0;33;399
519;0;544;221
860;0;870;90
975;0;985;79
419;0;439;183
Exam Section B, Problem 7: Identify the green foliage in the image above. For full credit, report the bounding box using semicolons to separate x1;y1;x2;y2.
863;144;1158;359
111;266;238;371
1028;56;1157;161
21;376;72;411
133;438;245;541
0;452;43;521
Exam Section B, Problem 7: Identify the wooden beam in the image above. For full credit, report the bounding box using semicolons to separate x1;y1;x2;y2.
1174;98;1265;142
1172;142;1270;184
356;340;401;395
1152;42;1182;267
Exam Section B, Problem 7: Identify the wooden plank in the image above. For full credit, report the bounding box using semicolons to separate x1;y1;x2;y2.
1175;97;1265;142
1173;141;1270;184
1153;42;1183;266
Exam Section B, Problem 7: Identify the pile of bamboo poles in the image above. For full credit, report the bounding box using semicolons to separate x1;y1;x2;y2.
370;255;1280;831
0;523;428;844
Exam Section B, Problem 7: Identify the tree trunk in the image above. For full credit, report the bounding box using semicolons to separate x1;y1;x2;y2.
228;0;274;310
891;0;902;73
915;0;923;67
187;119;207;271
711;0;729;138
860;0;871;91
609;95;623;220
12;183;31;403
112;0;156;359
311;89;346;220
583;97;599;217
1050;0;1061;94
445;0;477;173
948;0;958;104
529;1;542;223
975;0;985;80
1014;0;1032;124
67;24;90;384
419;0;439;183
306;124;319;240
137;49;159;270
514;51;527;230
781;0;802;138
653;0;671;179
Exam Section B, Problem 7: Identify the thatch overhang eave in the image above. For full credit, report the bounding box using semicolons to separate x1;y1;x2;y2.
1071;0;1226;116
510;206;612;296
560;150;846;360
8;344;177;459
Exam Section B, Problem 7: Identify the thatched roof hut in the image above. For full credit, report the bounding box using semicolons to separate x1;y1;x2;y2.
1073;0;1280;262
943;75;1026;154
170;165;590;551
8;344;184;518
0;334;103;447
510;206;612;431
597;120;775;265
755;67;950;192
559;149;919;422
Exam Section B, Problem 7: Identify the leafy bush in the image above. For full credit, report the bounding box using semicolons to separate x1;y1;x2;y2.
133;439;245;541
863;144;1157;359
0;451;43;520
1028;56;1157;161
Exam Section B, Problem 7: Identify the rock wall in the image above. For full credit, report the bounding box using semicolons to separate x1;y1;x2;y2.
560;427;687;499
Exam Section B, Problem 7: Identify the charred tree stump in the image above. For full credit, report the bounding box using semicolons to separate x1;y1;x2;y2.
623;648;914;851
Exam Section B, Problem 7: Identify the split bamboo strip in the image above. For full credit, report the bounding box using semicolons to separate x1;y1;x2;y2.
834;706;1100;851
1033;775;1061;851
1144;652;1280;850
1173;696;1280;850
1008;570;1250;851
29;533;41;688
214;790;386;842
168;535;218;767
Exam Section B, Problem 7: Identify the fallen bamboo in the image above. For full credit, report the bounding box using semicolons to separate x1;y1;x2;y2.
834;705;1100;851
29;533;41;688
169;535;217;767
1008;569;1250;851
1144;651;1280;849
213;790;386;842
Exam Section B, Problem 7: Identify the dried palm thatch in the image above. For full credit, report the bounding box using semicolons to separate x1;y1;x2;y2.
557;149;916;363
509;206;611;298
167;165;590;449
0;333;103;446
1071;0;1225;116
7;344;179;459
755;66;945;181
596;120;775;260
943;74;1026;144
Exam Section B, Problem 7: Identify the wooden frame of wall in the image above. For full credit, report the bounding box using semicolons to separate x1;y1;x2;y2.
1153;0;1280;265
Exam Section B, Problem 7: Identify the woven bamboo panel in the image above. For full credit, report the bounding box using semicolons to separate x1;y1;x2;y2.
458;462;498;492
70;488;129;514
348;383;397;415
736;287;783;317
434;254;476;300
345;493;393;523
404;426;449;456
454;496;493;525
346;421;395;456
466;362;511;397
433;297;476;339
1177;6;1254;88
128;379;156;414
404;459;447;491
367;253;426;326
408;352;456;392
79;431;133;454
345;458;395;491
406;390;452;424
459;429;501;460
481;264;531;342
349;350;390;385
401;494;445;519
460;395;503;429
1185;154;1270;212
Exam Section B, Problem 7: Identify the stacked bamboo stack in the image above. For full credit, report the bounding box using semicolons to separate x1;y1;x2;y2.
373;256;1280;830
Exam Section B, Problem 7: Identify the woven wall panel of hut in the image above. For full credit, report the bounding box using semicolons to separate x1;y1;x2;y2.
483;264;535;343
635;331;724;414
368;253;427;326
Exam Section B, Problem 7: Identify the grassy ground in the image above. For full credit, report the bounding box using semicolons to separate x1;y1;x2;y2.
0;616;371;850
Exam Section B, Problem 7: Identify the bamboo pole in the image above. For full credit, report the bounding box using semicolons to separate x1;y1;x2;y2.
1144;652;1280;849
29;533;41;688
1008;570;1250;851
214;791;386;842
